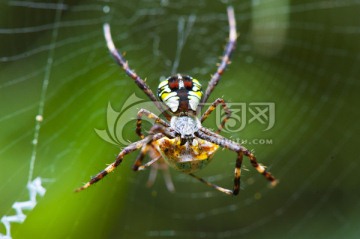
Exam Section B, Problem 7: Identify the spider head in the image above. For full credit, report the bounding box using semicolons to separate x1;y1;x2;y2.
157;74;203;115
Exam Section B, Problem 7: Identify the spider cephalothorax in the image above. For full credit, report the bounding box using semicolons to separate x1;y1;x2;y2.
76;7;278;195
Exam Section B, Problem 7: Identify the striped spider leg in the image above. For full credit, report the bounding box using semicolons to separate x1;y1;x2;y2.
197;6;237;134
103;22;175;190
192;128;278;195
75;124;176;192
200;98;232;134
199;6;238;108
103;23;171;121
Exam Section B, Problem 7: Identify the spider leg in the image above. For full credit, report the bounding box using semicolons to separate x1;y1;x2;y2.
75;132;167;192
201;128;278;186
75;136;151;192
132;143;151;171
196;129;278;195
188;173;233;195
160;160;175;192
103;24;171;120
188;135;243;195
146;160;160;187
136;108;170;139
138;154;161;171
145;156;175;193
200;98;231;134
200;6;237;107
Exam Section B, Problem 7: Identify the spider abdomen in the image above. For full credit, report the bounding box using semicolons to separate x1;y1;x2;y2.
157;74;203;114
154;137;219;173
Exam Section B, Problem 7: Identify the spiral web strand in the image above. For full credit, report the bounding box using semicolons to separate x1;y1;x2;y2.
0;178;46;239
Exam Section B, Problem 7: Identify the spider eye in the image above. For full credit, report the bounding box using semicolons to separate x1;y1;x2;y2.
157;75;203;113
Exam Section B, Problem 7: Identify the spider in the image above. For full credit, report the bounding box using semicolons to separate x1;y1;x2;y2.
76;6;278;195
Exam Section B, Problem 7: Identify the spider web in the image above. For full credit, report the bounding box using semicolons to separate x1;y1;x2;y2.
0;0;359;238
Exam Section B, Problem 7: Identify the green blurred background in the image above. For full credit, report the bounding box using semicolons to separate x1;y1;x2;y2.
1;0;359;238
